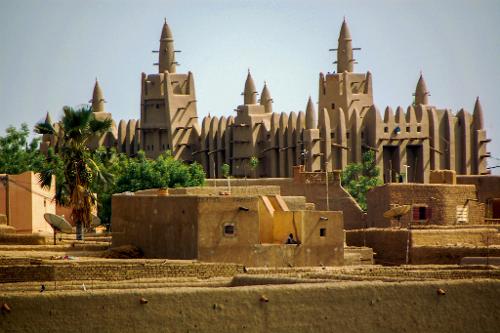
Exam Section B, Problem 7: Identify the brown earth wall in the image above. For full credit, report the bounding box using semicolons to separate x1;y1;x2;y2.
205;178;365;230
0;262;242;283
112;195;199;259
367;184;484;228
346;228;500;265
1;280;499;333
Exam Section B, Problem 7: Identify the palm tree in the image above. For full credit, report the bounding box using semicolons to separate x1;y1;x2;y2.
35;105;112;240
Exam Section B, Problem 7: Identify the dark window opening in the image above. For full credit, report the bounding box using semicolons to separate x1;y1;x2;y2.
346;132;350;139
331;132;335;139
331;103;335;110
224;224;235;236
412;205;432;221
417;126;421;132
384;127;388;133
406;126;410;132
320;228;326;237
361;131;364;138
155;104;159;109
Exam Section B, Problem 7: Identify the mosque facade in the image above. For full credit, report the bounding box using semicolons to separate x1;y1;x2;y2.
41;19;490;183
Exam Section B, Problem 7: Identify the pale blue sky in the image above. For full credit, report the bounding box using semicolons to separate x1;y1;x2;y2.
1;0;499;170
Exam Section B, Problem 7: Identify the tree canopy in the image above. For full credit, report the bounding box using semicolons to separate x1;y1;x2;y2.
341;150;381;210
93;149;205;225
0;124;45;175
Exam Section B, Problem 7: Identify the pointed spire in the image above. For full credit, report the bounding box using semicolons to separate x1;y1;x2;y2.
243;70;257;105
159;19;176;73
364;71;372;94
414;73;429;105
44;111;52;125
305;96;316;129
260;81;273;113
91;79;105;112
473;96;484;129
337;18;354;73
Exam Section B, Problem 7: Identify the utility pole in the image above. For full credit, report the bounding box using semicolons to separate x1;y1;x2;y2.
325;161;330;211
0;175;10;225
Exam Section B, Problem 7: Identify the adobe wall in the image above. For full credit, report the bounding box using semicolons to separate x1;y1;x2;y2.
1;280;498;333
0;261;242;283
196;196;261;264
112;194;199;259
346;228;500;265
0;172;55;234
457;175;500;202
205;176;365;230
367;183;484;228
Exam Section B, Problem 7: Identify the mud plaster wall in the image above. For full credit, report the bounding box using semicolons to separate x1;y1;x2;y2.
1;280;499;333
346;228;500;265
205;178;365;230
112;195;199;259
0;262;241;283
457;175;500;203
367;184;484;228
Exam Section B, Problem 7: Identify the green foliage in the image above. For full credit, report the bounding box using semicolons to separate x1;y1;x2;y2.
93;150;206;225
0;124;45;174
249;156;259;170
341;150;381;211
221;163;230;178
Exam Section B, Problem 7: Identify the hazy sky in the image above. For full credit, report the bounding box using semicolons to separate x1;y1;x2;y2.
1;0;499;171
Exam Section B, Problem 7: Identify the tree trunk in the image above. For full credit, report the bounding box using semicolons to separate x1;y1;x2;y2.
76;221;84;241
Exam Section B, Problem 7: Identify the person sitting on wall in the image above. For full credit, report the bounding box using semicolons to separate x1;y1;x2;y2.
286;233;298;244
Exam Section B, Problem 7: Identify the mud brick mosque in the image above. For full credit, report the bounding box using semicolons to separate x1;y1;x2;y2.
40;19;491;183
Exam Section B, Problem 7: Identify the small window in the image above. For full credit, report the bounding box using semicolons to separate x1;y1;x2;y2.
384;127;388;133
223;224;235;236
412;205;431;222
346;132;350;139
417;126;421;133
361;131;364;138
319;228;326;237
331;132;335;139
331;103;335;110
155;104;159;109
406;126;410;132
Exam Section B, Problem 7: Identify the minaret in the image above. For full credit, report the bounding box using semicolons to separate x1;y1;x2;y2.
305;96;316;129
159;19;176;73
414;74;429;105
260;82;273;113
243;70;257;105
44;111;52;125
337;18;354;73
473;97;484;129
91;79;105;113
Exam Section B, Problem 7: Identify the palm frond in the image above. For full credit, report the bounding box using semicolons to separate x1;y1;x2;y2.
89;118;112;135
34;122;56;135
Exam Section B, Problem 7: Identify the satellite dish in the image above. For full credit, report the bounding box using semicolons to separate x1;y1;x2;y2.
44;213;72;233
44;213;73;245
91;214;101;227
383;205;411;219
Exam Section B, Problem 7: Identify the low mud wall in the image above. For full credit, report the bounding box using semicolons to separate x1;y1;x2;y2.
1;279;498;333
0;261;243;283
346;228;500;265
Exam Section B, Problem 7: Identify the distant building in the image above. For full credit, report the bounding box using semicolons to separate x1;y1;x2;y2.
41;19;491;182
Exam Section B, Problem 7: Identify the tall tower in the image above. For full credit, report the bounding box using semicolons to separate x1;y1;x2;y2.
140;20;198;160
231;71;272;177
319;19;373;122
336;19;354;73
414;73;430;105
